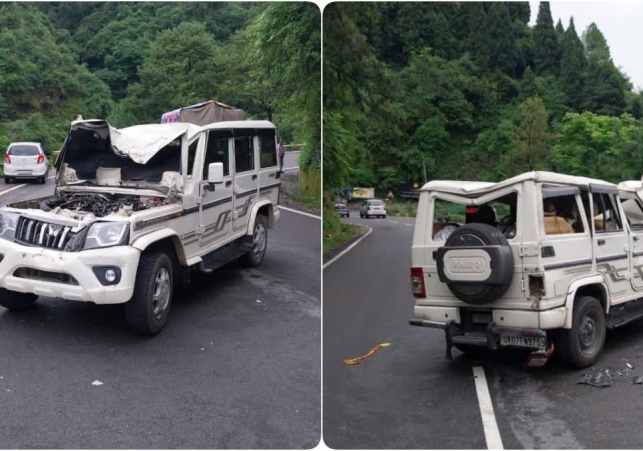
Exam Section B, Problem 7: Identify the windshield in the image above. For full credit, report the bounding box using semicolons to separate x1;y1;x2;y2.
369;200;384;206
8;145;40;156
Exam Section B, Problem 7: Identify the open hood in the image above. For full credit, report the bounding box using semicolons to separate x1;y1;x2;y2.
56;120;202;186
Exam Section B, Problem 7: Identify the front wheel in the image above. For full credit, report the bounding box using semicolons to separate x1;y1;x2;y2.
556;295;606;368
125;251;173;336
39;176;46;184
245;215;268;267
0;289;38;310
4;177;11;184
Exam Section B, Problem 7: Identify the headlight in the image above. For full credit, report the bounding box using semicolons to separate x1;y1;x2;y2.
0;212;19;241
83;222;129;250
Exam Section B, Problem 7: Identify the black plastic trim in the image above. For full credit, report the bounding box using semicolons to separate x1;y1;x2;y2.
543;258;592;270
596;253;628;263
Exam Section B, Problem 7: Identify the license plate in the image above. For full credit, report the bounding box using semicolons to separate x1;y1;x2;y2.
17;170;31;175
500;335;545;349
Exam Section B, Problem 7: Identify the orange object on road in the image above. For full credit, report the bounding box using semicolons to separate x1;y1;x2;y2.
344;343;391;365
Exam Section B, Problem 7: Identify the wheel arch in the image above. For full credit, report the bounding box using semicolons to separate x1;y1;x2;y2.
131;229;187;266
563;276;610;329
247;200;274;235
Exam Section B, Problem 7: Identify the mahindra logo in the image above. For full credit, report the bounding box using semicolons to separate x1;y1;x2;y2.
449;258;485;273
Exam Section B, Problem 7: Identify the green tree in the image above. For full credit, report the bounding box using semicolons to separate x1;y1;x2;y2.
487;2;516;76
560;18;586;111
582;23;628;116
507;97;553;173
506;2;530;24
532;2;560;75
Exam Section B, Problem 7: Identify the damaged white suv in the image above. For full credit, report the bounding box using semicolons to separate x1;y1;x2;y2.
0;119;281;335
410;171;643;368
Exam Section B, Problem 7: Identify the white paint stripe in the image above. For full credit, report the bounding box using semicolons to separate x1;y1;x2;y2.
0;184;26;196
472;366;504;450
279;205;321;219
323;225;373;269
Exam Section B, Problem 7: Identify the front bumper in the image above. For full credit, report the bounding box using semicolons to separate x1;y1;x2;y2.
0;239;140;304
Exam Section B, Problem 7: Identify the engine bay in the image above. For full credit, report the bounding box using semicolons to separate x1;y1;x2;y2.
9;192;171;220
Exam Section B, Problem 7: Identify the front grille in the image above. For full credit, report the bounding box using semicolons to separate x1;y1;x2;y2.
13;267;79;285
15;217;75;250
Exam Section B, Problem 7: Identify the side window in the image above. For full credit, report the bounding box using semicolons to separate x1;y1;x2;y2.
593;193;623;232
259;132;277;168
620;193;643;229
204;133;230;178
186;138;198;177
542;194;584;235
234;136;255;173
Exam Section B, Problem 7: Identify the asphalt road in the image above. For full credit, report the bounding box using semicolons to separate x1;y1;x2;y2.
0;176;320;449
324;211;643;449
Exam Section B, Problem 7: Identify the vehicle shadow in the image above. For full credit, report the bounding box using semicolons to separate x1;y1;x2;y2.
0;262;246;343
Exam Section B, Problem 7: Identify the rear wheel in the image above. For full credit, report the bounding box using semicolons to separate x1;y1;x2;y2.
125;251;173;336
4;177;11;184
39;176;46;184
245;215;268;267
0;289;38;310
557;295;606;368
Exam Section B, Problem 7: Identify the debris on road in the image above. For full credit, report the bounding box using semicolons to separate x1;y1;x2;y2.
578;372;613;388
627;363;633;369
91;380;103;386
344;343;391;366
256;299;262;303
633;376;643;385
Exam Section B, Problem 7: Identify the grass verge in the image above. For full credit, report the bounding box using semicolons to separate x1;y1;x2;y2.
324;222;362;255
386;201;418;217
294;193;321;211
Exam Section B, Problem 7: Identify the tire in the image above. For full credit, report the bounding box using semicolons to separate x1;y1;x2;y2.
4;177;11;184
39;176;46;184
0;289;38;310
557;296;606;368
438;223;514;304
360;213;364;218
245;214;268;267
125;251;173;336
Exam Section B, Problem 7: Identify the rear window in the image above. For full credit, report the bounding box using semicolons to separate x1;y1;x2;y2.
8;145;40;156
369;200;384;206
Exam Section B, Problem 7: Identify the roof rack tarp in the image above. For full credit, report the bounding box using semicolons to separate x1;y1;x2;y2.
161;100;245;126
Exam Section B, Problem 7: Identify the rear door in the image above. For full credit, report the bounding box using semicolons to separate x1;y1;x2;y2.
257;128;280;205
8;144;40;171
590;185;631;302
619;191;643;291
232;130;259;233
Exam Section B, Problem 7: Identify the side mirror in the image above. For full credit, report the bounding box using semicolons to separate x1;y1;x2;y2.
208;162;224;184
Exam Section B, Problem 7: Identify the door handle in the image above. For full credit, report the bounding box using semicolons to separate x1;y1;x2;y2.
252;175;257;180
597;239;606;246
226;181;232;187
634;236;639;242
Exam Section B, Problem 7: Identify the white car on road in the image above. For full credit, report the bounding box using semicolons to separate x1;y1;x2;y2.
4;142;48;184
360;199;387;218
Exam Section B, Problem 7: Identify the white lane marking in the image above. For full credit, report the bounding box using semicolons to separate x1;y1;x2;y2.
472;366;504;450
323;225;373;269
0;175;55;197
279;205;321;219
386;218;414;227
0;184;26;196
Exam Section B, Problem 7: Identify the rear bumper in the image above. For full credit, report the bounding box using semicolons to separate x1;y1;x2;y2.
4;165;48;177
409;318;548;351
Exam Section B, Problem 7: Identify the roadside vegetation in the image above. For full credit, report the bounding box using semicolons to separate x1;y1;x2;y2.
323;1;643;237
0;3;320;194
323;205;362;255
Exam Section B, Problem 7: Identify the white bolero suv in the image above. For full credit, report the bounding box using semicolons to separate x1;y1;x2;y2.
409;171;643;368
0;119;281;335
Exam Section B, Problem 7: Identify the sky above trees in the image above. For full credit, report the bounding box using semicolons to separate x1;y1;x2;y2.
529;1;643;89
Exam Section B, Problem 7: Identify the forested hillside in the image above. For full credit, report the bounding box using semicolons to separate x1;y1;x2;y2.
0;2;320;190
324;1;643;195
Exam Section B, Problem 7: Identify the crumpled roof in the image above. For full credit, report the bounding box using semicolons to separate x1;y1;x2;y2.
68;120;202;164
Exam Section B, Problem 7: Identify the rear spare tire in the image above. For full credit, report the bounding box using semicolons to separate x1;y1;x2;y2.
437;223;514;305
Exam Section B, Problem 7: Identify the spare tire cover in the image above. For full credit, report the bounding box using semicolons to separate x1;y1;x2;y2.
436;222;514;304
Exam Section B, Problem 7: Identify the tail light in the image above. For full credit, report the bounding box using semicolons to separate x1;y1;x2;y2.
37;154;44;164
410;267;426;298
4;154;10;164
